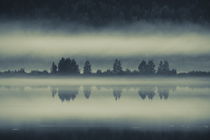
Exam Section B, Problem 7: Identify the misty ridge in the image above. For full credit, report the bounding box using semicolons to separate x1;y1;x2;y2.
0;57;210;77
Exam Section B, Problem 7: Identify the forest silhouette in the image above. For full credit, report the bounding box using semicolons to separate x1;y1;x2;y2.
0;57;210;76
51;57;176;75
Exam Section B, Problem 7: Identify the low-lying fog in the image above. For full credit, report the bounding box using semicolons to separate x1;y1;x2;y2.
0;21;210;72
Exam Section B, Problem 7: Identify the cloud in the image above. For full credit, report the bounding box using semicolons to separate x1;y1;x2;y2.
0;30;210;58
0;21;210;73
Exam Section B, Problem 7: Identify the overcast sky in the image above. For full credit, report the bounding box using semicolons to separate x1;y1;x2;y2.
0;22;210;72
1;31;210;57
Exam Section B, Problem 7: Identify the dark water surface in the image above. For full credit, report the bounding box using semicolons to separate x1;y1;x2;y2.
0;77;210;139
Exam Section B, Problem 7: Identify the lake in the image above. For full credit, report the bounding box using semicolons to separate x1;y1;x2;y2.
0;77;210;139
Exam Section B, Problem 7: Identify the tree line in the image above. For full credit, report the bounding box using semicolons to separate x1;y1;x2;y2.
1;57;209;76
50;57;177;75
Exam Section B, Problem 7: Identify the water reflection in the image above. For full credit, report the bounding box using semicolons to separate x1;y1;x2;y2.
137;86;177;100
158;88;169;100
83;86;92;99
157;86;176;100
138;87;156;100
58;88;79;102
50;86;79;102
0;84;179;101
49;85;179;101
113;89;122;101
51;87;58;98
0;78;210;131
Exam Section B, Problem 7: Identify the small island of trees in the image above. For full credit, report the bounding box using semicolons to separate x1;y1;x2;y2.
0;57;210;77
50;57;177;76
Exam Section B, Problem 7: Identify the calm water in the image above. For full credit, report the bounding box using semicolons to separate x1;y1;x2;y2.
0;77;210;131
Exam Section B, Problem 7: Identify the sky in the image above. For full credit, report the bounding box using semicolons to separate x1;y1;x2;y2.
1;26;210;57
0;0;210;72
0;22;210;72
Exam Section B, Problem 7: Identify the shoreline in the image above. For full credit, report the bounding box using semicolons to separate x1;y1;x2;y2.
0;74;210;78
0;128;210;140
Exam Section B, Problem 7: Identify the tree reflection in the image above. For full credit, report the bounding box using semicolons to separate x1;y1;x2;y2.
51;87;58;98
113;89;122;101
138;87;155;100
58;88;79;102
51;86;79;102
157;87;169;100
157;86;176;100
49;85;177;101
83;86;92;99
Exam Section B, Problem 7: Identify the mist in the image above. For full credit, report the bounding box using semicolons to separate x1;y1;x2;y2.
0;21;210;72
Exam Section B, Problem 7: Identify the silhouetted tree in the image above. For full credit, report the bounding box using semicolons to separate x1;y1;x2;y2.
18;68;25;74
57;57;80;74
171;69;177;75
163;60;170;73
65;58;72;73
113;59;123;74
51;62;57;74
138;60;147;74
157;60;169;74
58;57;66;73
96;69;102;75
157;60;176;75
147;60;156;74
71;59;80;74
157;61;163;74
83;60;92;74
138;60;155;74
125;68;131;74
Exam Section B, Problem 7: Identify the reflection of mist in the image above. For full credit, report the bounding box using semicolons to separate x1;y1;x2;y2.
83;86;92;99
113;89;122;101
